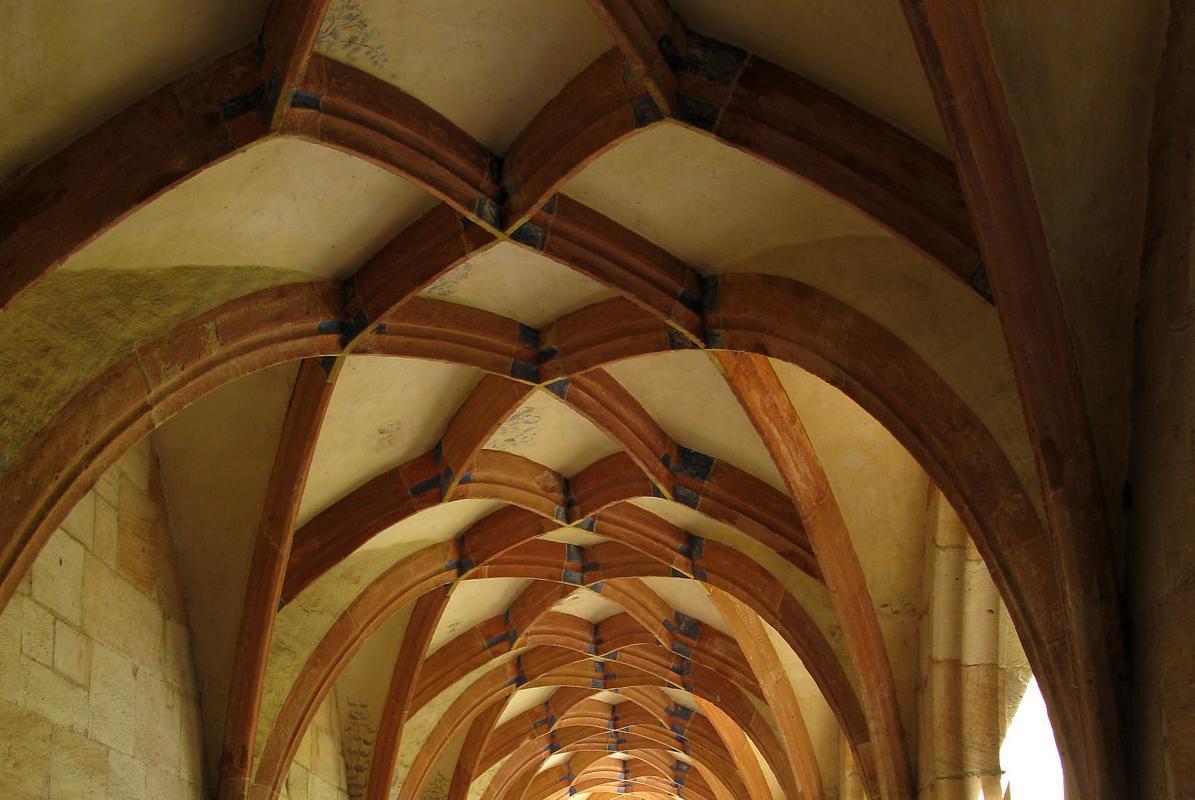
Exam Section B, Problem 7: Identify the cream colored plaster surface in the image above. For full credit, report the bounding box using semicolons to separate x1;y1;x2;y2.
467;759;504;800
333;608;412;798
775;360;926;738
733;236;1038;511
395;656;517;794
563;126;1038;508
430;578;531;654
671;0;947;152
551;587;622;624
638;577;730;637
259;499;501;758
629;498;846;676
590;690;625;706
419;242;618;327
563;124;880;273
539;528;608;547
976;0;1167;532
363;499;504;556
153;361;298;781
316;0;612;153
605;350;783;489
770;361;927;607
761;620;840;799
62;137;436;280
420;738;466;800
483;389;621;477
0;0;269;187
300;357;484;525
0;266;308;473
660;687;700;714
496;685;556;726
539;750;572;772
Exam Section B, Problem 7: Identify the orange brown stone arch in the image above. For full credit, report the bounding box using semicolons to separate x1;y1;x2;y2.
0;1;1126;796
1;272;1050;798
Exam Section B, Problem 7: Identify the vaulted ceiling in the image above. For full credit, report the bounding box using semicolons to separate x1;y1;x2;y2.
0;2;1168;800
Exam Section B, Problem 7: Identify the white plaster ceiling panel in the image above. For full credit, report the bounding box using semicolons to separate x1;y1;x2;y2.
660;687;701;714
769;360;928;608
725;236;1037;512
429;577;532;654
638;577;730;636
540;527;608;547
419;241;618;328
604;350;784;489
562;124;881;273
483;389;621;477
299;356;483;525
670;0;948;152
333;606;413;767
364;498;503;556
772;360;928;739
552;586;623;624
315;0;613;153
62;137;437;280
399;657;516;780
496;685;557;726
0;0;270;187
152;361;298;781
468;760;505;800
629;497;840;657
540;751;573;772
263;498;504;740
762;620;841;796
590;690;626;706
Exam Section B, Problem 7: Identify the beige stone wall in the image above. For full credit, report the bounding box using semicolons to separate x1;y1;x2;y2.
0;437;206;798
915;490;1004;799
282;690;350;800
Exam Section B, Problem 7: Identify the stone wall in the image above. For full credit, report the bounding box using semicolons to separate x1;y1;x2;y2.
0;437;206;798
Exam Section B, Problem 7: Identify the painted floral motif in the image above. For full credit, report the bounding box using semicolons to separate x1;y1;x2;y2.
424;262;472;297
487;406;543;451
343;697;376;799
318;0;389;70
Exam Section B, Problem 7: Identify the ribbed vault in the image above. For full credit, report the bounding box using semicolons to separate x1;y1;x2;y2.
0;2;1142;800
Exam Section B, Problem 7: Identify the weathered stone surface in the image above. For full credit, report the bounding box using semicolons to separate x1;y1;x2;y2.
53;619;90;686
49;724;108;799
108;748;147;800
20;597;54;666
88;643;137;754
134;668;180;770
81;554;163;671
0;699;52;798
164;619;196;693
61;493;95;551
287;763;312;800
0;599;20;702
92;498;119;570
20;654;87;734
117;478;162;599
31;532;84;625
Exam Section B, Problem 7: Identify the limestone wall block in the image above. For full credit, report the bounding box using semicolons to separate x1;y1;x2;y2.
20;655;87;734
21;597;54;666
88;642;137;754
31;532;84;625
108;748;146;800
53;619;90;686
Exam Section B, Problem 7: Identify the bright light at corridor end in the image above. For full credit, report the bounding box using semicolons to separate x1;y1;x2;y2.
1000;677;1065;799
